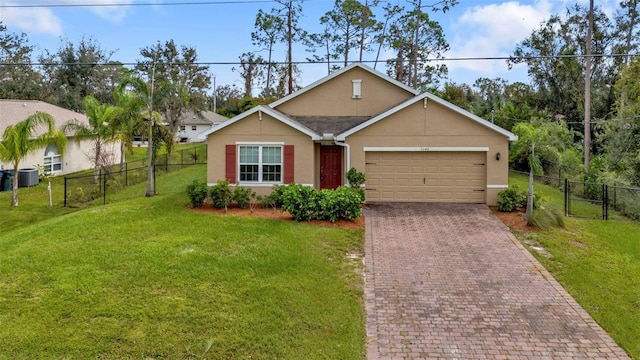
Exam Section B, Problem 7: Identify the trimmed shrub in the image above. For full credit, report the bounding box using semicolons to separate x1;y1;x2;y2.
186;179;208;207
269;184;286;207
233;185;254;209
209;179;233;211
346;167;366;201
279;184;362;222
281;183;323;221
319;186;362;222
258;184;286;210
497;185;525;212
498;185;540;212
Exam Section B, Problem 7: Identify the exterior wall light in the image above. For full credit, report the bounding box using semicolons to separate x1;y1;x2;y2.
496;152;501;161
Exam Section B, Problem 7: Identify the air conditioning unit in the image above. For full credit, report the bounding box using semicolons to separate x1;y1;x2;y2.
18;168;39;187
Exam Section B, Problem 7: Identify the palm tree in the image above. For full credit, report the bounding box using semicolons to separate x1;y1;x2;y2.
510;121;561;221
63;96;120;183
0;112;67;206
115;74;164;197
112;86;146;172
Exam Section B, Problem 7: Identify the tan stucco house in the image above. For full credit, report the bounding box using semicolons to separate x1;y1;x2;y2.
200;63;516;205
0;100;122;177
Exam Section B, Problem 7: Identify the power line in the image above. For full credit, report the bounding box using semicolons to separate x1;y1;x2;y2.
2;53;639;67
0;0;274;8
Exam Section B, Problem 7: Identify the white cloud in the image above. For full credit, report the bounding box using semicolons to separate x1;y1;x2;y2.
89;0;165;22
445;1;554;76
0;0;136;36
61;0;134;23
0;5;63;36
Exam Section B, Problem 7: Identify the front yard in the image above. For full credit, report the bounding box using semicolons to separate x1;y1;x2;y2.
2;165;638;359
0;166;365;359
507;172;640;359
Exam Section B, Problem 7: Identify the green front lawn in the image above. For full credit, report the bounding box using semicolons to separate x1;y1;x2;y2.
0;166;365;359
510;172;640;359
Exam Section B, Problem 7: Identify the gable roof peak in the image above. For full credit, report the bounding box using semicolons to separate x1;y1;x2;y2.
198;104;321;141
336;92;517;141
269;62;420;108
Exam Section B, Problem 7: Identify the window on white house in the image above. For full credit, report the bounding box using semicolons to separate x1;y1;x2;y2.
238;145;282;183
180;125;186;131
191;125;197;131
43;144;62;173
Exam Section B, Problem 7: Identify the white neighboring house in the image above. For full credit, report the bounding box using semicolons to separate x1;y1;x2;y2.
175;110;228;143
0;99;123;176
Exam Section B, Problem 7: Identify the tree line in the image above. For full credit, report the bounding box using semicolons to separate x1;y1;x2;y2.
3;0;640;190
437;1;640;189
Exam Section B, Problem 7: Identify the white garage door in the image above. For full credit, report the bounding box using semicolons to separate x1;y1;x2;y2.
365;151;486;203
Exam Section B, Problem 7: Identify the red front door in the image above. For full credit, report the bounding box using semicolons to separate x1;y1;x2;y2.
320;146;342;189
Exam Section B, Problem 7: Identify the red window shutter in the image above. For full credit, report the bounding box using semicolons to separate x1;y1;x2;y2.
225;144;236;183
283;145;294;184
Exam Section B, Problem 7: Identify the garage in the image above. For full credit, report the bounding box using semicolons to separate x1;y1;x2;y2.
364;151;486;203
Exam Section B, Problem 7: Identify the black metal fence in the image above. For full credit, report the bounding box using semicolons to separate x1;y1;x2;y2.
510;169;566;190
510;170;640;221
564;179;609;219
64;144;207;207
604;183;640;220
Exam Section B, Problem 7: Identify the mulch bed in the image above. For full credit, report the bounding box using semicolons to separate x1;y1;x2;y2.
188;203;530;232
189;203;365;229
489;206;537;232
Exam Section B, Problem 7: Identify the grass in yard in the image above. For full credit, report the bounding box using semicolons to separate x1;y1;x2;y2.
126;142;205;161
0;175;76;232
509;172;640;359
0;147;205;231
0;164;365;359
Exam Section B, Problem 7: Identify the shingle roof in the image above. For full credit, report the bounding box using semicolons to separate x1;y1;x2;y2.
179;110;229;125
200;62;517;142
290;116;371;135
0;99;88;137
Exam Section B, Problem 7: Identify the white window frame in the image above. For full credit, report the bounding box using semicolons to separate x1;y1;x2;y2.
43;144;62;174
191;125;197;131
179;125;186;131
237;143;284;184
352;79;362;99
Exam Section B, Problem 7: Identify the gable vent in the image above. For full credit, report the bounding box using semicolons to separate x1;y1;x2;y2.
352;79;362;99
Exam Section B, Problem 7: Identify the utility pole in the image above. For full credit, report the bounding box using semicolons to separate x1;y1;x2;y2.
584;0;593;171
213;74;217;113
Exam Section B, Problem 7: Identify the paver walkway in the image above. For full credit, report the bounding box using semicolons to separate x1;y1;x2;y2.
364;203;630;359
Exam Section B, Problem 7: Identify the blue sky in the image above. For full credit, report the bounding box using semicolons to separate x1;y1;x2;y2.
0;0;617;94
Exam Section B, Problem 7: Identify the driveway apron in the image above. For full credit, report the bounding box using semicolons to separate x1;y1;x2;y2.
364;203;629;359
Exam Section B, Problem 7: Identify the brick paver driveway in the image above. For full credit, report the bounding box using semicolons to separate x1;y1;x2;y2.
364;203;629;359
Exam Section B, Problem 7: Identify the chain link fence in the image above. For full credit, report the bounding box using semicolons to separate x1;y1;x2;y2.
564;179;609;219
608;183;640;220
510;169;640;220
64;144;207;207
